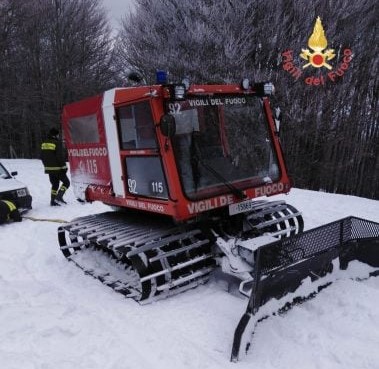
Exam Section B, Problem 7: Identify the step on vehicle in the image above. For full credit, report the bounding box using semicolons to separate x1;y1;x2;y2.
0;161;32;213
57;73;379;361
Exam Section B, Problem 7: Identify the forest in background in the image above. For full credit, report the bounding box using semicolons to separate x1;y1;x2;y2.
0;0;378;199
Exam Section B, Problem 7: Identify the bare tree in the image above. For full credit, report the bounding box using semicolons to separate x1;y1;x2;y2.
0;0;117;158
115;0;254;83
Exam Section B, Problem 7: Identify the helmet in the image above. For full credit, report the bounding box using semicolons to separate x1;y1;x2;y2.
49;128;59;137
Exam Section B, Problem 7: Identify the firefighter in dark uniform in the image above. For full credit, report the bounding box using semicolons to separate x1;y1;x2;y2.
40;127;70;206
0;199;22;224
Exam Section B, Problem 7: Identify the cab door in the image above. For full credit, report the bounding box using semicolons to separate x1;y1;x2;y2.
116;100;169;199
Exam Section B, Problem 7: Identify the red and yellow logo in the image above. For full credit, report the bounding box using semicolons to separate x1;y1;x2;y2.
282;16;352;86
300;17;335;70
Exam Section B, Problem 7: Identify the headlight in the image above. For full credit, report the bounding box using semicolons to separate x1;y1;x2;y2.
263;82;275;95
254;82;275;96
241;78;250;90
174;84;186;100
181;77;190;90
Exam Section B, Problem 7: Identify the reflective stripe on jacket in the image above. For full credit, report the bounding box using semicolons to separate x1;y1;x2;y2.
41;143;56;151
0;200;21;223
3;200;16;212
43;166;67;171
40;138;67;173
0;200;16;222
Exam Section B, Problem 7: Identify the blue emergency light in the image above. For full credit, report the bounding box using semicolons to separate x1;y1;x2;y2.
156;70;168;84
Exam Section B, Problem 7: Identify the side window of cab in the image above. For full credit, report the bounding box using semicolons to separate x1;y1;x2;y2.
117;101;157;149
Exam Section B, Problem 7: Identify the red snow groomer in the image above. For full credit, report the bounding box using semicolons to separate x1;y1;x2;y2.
58;74;379;361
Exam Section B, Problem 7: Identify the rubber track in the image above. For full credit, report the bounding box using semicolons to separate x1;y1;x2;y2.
58;202;303;303
58;212;215;303
245;200;304;237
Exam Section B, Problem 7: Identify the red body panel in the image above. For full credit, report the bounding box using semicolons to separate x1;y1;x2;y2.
62;94;112;191
62;84;292;221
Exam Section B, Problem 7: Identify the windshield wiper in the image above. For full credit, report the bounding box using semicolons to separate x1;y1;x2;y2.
190;134;246;200
198;160;246;200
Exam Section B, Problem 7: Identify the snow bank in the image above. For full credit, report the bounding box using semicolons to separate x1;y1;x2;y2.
0;159;378;369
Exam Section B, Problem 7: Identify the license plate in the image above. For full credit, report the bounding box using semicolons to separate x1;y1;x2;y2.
229;199;261;216
17;188;27;197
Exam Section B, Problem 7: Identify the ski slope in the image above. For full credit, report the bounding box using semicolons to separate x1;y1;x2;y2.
0;159;378;369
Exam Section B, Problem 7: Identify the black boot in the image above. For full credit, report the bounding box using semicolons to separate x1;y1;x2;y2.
56;189;67;204
50;195;60;206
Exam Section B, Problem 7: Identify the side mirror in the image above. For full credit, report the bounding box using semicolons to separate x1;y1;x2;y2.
11;171;18;176
274;107;282;133
160;114;176;137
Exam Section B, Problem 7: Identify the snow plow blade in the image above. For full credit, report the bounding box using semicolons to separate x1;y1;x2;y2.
231;216;379;362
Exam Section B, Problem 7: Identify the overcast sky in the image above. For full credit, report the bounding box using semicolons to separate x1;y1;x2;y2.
103;0;135;30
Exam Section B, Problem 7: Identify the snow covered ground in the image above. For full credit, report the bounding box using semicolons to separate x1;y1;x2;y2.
0;159;378;369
